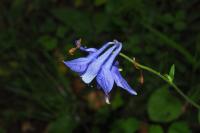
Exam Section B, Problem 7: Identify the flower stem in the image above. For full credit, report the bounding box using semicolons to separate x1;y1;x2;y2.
119;53;200;109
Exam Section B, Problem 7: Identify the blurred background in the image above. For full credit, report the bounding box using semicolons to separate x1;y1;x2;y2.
0;0;200;132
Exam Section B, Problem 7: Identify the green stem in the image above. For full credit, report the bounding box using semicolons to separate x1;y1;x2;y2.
119;53;200;109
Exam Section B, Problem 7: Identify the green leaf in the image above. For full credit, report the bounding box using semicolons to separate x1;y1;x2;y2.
168;121;191;133
110;118;139;133
169;64;175;82
48;114;76;133
148;86;182;122
164;74;172;82
38;35;57;51
149;125;164;133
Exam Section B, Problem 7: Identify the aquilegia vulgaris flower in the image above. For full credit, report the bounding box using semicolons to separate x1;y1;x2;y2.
64;39;137;103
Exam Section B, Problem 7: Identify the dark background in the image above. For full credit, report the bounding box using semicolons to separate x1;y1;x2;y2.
0;0;200;132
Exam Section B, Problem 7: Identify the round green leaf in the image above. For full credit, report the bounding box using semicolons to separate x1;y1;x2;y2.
168;121;191;133
149;125;164;133
148;86;182;122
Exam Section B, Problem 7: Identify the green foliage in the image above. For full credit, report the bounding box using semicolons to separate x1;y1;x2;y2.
198;110;200;123
38;35;58;51
111;92;124;109
168;121;191;133
169;64;175;82
56;26;67;38
48;114;76;133
166;64;175;82
0;128;5;133
149;125;164;133
51;8;92;37
148;86;182;122
1;0;200;132
110;118;139;133
94;0;107;6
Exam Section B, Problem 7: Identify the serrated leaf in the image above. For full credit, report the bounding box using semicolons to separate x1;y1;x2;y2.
149;125;164;133
148;86;182;122
168;121;191;133
169;64;175;82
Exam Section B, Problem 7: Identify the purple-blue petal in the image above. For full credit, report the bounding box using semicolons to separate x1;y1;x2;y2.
96;68;114;94
79;47;97;54
96;43;122;94
86;42;115;60
63;58;90;73
64;42;114;74
104;42;122;69
81;44;117;84
111;64;137;95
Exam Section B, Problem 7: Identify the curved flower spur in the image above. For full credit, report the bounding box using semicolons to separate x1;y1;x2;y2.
64;39;137;104
64;40;115;74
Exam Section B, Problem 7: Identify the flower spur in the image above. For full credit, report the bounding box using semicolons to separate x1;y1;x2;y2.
63;41;115;74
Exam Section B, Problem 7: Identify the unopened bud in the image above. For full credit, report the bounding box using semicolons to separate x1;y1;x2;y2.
139;70;144;85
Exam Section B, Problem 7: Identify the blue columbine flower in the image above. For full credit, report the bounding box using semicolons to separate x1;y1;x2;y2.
64;40;137;103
